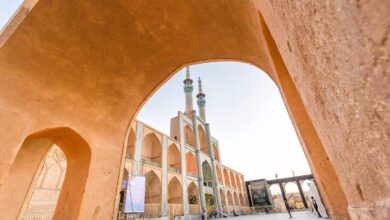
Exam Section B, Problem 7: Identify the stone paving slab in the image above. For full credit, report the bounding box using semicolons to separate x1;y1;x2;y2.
224;211;326;220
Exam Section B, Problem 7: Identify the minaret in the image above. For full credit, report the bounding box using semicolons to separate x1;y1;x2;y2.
197;77;206;121
183;66;194;116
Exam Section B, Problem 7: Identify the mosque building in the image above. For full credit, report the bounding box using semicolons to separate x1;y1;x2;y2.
119;67;250;219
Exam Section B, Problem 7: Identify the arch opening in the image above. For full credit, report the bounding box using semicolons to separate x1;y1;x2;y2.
168;177;183;204
202;161;213;187
197;125;208;155
186;152;198;177
167;143;181;173
184;125;195;147
188;182;200;214
142;133;162;166
0;127;91;220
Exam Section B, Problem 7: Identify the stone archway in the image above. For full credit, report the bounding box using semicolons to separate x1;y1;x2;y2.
168;177;183;204
213;144;220;161
216;164;223;184
188;182;200;214
231;171;237;189
227;191;234;212
223;168;230;187
0;1;373;218
0;127;91;220
186;151;198;177
167;143;181;172
126;128;136;159
145;170;161;204
197;125;208;155
202;161;213;187
236;174;242;191
184;125;195;147
233;192;239;210
220;189;227;213
142;133;162;165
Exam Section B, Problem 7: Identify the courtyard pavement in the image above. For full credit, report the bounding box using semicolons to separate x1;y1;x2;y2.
224;211;325;220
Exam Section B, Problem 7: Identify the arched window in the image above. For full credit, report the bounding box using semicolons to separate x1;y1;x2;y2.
236;174;241;191
167;144;181;173
142;133;162;165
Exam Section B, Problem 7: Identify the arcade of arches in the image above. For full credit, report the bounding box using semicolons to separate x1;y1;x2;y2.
0;1;387;220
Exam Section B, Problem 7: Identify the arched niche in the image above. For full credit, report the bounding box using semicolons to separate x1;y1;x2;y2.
236;174;242;191
220;189;226;211
126;128;136;159
233;192;239;208
197;125;208;155
167;143;181;172
239;194;245;207
168;177;183;204
142;133;162;165
223;168;230;187
185;151;198;176
22;145;67;219
184;125;195;147
0;127;91;220
227;191;233;207
230;171;237;189
202;161;213;187
216;164;223;184
213;144;220;161
145;170;161;204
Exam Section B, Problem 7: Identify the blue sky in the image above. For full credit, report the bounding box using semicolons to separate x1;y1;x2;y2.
0;0;22;30
1;3;311;192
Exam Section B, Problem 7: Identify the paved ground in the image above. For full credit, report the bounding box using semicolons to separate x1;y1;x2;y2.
225;211;324;220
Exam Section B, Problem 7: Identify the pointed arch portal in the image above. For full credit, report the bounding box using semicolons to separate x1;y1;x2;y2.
0;127;91;220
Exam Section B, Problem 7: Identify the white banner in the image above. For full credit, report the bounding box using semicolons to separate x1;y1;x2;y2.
124;175;146;213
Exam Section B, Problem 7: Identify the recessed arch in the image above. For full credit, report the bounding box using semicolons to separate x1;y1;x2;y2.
167;143;181;172
216;164;223;184
227;191;233;207
236;174;242;191
184;125;195;147
230;171;237;189
126;128;136;159
233;191;239;208
187;181;200;214
213;143;220;161
168;177;183;204
202;161;213;187
185;151;197;177
0;127;91;220
145;170;161;204
197;125;208;155
142;132;162;165
223;168;230;187
220;189;226;212
239;193;245;208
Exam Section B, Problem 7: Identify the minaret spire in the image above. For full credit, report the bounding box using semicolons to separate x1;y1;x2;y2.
197;77;206;121
183;66;194;116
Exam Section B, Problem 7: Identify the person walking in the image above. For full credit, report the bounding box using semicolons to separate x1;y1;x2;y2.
311;196;322;218
284;199;292;218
